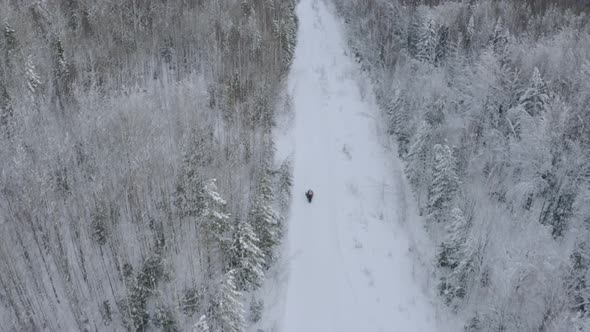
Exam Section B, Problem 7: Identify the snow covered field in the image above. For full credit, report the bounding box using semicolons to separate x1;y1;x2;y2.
268;0;441;331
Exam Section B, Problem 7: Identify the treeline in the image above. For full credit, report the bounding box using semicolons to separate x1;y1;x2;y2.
402;0;590;14
0;0;296;331
335;0;590;330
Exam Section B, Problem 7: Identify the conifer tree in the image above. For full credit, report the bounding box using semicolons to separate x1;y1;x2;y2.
25;55;42;96
438;208;469;268
435;25;449;66
53;37;69;81
4;22;18;61
0;79;12;131
466;15;475;49
176;129;212;217
417;17;438;64
212;270;245;332
194;315;210;332
385;93;411;156
201;179;233;278
202;179;232;249
406;11;422;57
405;121;433;207
569;241;590;317
277;159;293;213
249;169;279;266
492;17;508;55
229;220;265;290
519;67;549;117
427;144;459;223
273;0;298;71
438;208;475;303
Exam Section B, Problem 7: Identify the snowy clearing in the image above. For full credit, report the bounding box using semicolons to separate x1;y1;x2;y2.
267;0;441;331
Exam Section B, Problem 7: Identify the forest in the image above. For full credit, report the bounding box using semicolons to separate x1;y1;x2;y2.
0;0;296;330
3;0;590;331
334;0;590;330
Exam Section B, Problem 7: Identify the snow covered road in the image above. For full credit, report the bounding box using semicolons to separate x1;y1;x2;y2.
278;0;439;331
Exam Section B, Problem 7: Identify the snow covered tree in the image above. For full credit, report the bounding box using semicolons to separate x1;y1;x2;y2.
194;315;210;332
384;92;411;156
0;79;12;133
405;121;433;208
60;0;79;31
427;144;459;223
176;129;213;217
540;183;577;238
492;17;508;56
153;304;179;332
249;297;264;323
249;169;279;266
202;179;232;245
417;17;438;64
568;240;590;320
438;208;477;304
277;158;293;213
211;270;246;332
51;36;73;106
435;25;449;66
438;208;467;269
201;179;233;276
273;0;298;73
25;55;42;96
466;15;475;49
406;11;422;58
3;22;18;60
229;220;265;290
519;67;549;118
53;37;68;81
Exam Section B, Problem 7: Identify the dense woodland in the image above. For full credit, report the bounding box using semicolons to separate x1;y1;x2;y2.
335;0;590;330
3;0;590;331
0;0;296;331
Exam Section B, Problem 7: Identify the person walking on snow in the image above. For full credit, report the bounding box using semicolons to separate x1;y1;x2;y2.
305;189;314;203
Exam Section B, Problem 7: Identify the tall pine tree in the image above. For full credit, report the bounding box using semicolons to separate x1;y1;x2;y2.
438;208;476;304
427;144;459;223
25;55;42;96
229;220;265;290
492;17;508;56
519;67;549;118
176;128;213;217
249;168;279;267
212;270;246;332
405;121;433;209
417;17;438;64
201;179;233;277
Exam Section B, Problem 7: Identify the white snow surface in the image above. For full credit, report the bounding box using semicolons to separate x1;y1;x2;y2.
267;1;442;331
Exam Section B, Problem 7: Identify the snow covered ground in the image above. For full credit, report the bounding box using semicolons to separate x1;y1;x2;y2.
263;0;443;331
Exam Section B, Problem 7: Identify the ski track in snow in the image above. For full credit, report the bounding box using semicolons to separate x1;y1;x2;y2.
273;0;439;331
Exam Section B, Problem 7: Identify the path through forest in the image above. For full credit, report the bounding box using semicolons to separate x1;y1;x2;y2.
275;0;439;331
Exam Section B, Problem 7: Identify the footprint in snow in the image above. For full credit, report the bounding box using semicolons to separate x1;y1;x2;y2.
362;267;375;287
346;183;358;196
370;212;384;220
354;238;363;249
342;144;352;160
